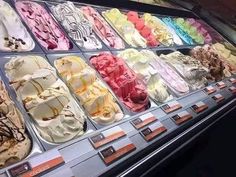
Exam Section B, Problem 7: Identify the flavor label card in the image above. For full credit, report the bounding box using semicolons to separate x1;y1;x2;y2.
172;111;192;125
140;121;167;142
212;94;225;103
9;162;31;177
204;86;216;95
229;78;236;84
89;126;126;149
161;101;182;114
99;139;136;165
191;101;208;114
131;113;157;129
216;81;226;89
229;86;236;94
8;149;64;177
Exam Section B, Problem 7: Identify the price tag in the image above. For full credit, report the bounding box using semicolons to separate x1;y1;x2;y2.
89;126;126;149
216;81;226;89
191;101;208;113
229;78;236;84
140;121;167;141
172;111;192;125
8;162;31;177
204;86;216;95
131;113;157;129
212;94;225;103
8;149;64;177
161;101;182;113
99;139;136;165
229;86;236;94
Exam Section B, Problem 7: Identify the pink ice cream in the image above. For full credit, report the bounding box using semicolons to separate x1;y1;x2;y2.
90;53;150;112
15;1;71;51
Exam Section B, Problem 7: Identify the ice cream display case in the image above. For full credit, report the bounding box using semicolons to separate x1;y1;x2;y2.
0;0;235;177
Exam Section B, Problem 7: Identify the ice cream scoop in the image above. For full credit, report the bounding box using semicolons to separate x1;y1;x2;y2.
50;2;102;50
160;51;209;90
55;56;124;125
0;0;35;52
140;50;190;96
90;53;150;112
5;56;86;143
15;1;71;51
0;80;31;168
118;49;172;103
190;45;233;81
126;11;159;47
81;6;125;49
102;8;147;48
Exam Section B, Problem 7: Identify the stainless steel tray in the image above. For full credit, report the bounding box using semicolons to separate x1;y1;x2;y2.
44;1;109;52
46;52;130;130
83;51;158;115
111;49;178;105
0;53;95;150
11;0;80;54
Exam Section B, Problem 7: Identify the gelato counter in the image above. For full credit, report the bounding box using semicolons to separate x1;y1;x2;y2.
0;0;235;177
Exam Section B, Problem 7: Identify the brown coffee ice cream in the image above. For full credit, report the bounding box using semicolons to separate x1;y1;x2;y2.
0;80;31;168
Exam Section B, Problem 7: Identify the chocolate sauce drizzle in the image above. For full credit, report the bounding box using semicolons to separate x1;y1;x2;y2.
0;112;25;143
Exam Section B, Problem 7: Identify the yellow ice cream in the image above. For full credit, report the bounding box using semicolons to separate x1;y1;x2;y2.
102;8;147;47
143;13;174;46
55;56;124;125
212;43;236;71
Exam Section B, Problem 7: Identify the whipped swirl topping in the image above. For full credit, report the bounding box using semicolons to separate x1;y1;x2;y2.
51;2;102;50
